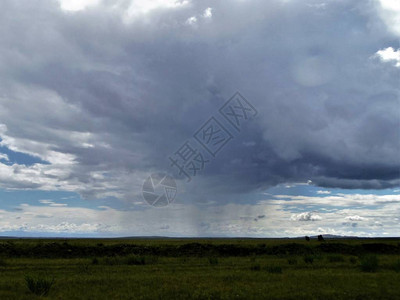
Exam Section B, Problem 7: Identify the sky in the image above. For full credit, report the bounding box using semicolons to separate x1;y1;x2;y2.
0;0;399;237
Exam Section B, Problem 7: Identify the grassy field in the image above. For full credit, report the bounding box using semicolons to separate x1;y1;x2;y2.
0;238;399;299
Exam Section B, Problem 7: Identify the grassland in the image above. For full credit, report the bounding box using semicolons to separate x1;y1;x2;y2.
0;238;399;299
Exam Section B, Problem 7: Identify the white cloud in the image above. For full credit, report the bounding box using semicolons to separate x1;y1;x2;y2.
39;200;53;204
0;153;8;161
291;211;322;222
375;47;400;67
123;0;190;22
345;215;367;221
186;16;197;25
317;190;331;194
377;0;400;36
203;7;212;18
58;0;191;14
380;0;400;11
39;199;67;207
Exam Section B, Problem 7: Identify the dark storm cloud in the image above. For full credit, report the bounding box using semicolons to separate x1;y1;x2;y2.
0;0;399;202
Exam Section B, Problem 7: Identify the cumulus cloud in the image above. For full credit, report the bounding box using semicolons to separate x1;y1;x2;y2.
345;215;367;221
291;212;322;222
375;47;400;67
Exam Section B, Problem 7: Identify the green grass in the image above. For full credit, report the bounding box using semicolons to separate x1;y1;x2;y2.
287;257;297;265
304;254;315;264
208;257;219;265
391;259;400;272
265;265;283;274
360;254;379;272
24;275;54;297
327;254;346;263
0;238;399;299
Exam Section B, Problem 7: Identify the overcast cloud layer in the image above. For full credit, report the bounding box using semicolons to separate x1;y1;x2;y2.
0;0;399;236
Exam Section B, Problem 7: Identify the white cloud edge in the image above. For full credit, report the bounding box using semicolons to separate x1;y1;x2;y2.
375;47;400;67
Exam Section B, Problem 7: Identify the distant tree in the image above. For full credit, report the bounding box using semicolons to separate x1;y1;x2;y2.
305;236;310;241
317;235;325;242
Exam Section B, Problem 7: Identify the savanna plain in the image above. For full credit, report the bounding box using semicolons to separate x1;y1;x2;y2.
0;238;399;299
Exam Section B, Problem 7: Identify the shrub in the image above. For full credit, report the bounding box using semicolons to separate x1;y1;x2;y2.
266;266;282;274
125;255;146;265
192;289;222;300
360;255;379;272
77;263;90;274
391;260;400;272
124;255;158;265
304;255;314;264
0;258;7;267
103;256;121;265
250;264;261;271
142;255;158;265
208;257;219;265
287;258;297;265
91;257;99;265
327;255;345;263
25;275;54;297
223;274;241;282
349;257;357;264
180;257;188;264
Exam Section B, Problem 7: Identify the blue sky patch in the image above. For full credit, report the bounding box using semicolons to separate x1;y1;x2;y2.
0;138;49;166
